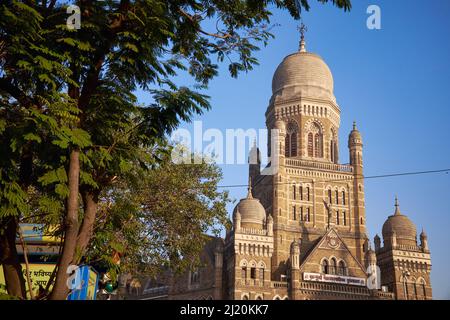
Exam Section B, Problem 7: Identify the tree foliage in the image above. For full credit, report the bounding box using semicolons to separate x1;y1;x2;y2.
0;0;351;299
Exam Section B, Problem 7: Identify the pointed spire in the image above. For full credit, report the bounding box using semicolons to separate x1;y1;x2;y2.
247;176;253;199
298;23;307;52
394;196;401;215
421;228;427;237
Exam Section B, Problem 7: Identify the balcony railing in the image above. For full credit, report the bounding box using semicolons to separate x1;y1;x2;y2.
285;159;353;173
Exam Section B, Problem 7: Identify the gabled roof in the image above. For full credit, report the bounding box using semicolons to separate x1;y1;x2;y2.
299;228;367;276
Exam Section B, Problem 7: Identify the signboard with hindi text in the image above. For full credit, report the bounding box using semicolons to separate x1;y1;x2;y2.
0;263;55;298
303;272;366;287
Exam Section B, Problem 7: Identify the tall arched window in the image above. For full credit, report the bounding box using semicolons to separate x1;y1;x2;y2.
322;259;329;274
299;186;303;200
421;279;426;299
285;121;298;157
338;261;347;275
306;187;310;201
330;258;337;275
335;190;339;205
343;211;347;226
336;210;340;225
330;140;335;163
293;185;296;200
328;189;332;203
307;133;313;157
307;122;323;158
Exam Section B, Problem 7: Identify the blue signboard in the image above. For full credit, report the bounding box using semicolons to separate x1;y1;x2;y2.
67;265;99;300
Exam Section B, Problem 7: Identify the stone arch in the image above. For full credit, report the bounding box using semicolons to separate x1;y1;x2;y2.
241;293;249;300
257;261;266;269
249;260;257;268
273;295;282;300
239;259;248;267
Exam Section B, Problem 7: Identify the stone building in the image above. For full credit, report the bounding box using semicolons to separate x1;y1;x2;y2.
139;32;432;300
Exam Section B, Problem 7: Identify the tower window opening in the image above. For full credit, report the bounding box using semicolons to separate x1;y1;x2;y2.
335;190;339;205
306;207;310;222
330;258;337;275
322;259;329;274
286;121;298;157
259;268;264;282
300;186;303;200
328;189;332;203
306;187;310;201
308;133;313;157
343;211;347;226
336;210;340;225
342;191;346;205
300;207;303;221
293;185;296;200
250;268;257;279
241;267;247;280
338;261;347;276
293;206;296;221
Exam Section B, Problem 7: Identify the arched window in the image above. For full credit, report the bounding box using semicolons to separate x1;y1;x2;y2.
300;186;303;200
330;140;335;163
256;296;262;300
306;207;310;222
300;206;303;221
336;210;340;225
343;211;347;226
330;258;337;275
307;133;313;157
306;187;310;201
190;269;200;284
328;189;332;203
421;279;426;299
342;191;346;205
241;267;247;280
307;122;323;158
250;268;257;279
338;261;347;275
314;133;322;158
242;295;249;300
259;268;264;282
292;206;296;220
293;185;296;200
335;190;339;205
285;121;298;157
322;259;329;274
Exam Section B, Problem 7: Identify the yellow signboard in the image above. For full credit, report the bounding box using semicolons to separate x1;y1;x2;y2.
0;263;56;298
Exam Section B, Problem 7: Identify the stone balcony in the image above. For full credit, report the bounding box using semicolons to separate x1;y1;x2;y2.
285;158;353;173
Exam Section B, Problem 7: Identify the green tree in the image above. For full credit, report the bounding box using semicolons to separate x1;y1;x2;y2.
84;150;231;282
0;0;351;299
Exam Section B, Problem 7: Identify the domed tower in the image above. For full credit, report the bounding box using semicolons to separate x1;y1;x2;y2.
376;197;432;300
253;26;369;284
225;179;274;300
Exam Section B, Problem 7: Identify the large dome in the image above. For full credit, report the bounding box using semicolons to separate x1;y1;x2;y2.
271;50;335;102
233;185;266;229
382;199;417;246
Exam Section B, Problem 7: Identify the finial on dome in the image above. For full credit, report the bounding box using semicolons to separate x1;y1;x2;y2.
394;196;401;215
298;23;307;53
247;176;253;199
353;121;357;130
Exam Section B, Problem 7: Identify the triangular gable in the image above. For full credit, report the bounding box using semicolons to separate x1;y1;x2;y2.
299;228;367;276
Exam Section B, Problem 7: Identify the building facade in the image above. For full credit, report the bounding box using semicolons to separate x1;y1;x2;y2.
136;33;432;300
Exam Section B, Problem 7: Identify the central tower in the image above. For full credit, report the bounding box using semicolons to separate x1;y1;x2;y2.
250;29;368;282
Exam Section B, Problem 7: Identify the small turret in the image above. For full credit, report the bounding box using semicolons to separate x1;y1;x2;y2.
290;241;300;270
420;228;429;252
374;234;381;251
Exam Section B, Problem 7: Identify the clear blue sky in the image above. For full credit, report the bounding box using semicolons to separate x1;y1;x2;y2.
141;0;450;299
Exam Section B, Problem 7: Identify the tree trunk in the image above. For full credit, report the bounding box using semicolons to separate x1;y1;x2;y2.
49;149;80;300
75;190;99;263
0;217;26;299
